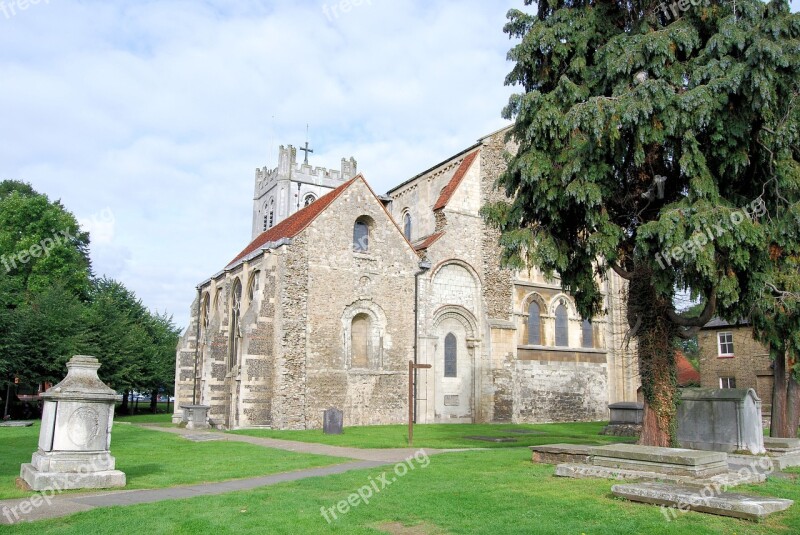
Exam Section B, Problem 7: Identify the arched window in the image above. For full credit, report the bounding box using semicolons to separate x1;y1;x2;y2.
403;212;412;240
527;302;541;345
247;271;260;303
444;333;457;378
555;303;568;347
351;314;370;368
303;194;316;207
581;320;593;348
229;280;243;370
353;218;369;252
200;294;210;333
263;199;275;231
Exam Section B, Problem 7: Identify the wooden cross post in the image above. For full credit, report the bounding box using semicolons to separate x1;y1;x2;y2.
408;360;431;447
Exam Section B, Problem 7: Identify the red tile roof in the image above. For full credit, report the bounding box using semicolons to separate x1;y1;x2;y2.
414;232;445;251
226;177;358;268
676;351;701;387
432;151;479;211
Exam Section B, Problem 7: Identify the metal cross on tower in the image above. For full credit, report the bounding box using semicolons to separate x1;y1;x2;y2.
300;124;313;164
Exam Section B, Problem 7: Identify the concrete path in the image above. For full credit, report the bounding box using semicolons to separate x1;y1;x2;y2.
137;424;457;462
0;425;463;526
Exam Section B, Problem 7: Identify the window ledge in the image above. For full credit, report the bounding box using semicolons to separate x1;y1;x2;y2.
518;345;607;354
717;355;735;359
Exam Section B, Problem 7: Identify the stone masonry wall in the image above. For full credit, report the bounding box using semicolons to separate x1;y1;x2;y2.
303;178;419;428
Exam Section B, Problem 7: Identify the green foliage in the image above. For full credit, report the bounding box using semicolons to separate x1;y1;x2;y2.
487;0;800;319
0;181;180;411
485;1;799;442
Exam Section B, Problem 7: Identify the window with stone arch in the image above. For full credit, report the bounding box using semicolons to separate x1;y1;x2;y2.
403;211;412;241
555;302;569;347
581;319;594;348
444;333;457;378
350;313;371;368
527;300;542;345
303;194;316;207
247;271;260;303
229;280;243;370
353;216;372;253
200;293;210;334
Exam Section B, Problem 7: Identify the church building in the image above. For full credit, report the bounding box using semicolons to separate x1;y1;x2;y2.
173;128;639;429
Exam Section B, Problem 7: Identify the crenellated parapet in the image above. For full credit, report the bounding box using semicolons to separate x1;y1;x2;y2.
255;145;358;197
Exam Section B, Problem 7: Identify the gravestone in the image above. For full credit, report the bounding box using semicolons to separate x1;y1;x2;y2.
601;402;644;437
20;356;126;491
180;404;211;430
323;408;343;435
677;388;765;455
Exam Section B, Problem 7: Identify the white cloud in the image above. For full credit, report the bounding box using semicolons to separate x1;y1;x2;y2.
2;0;796;329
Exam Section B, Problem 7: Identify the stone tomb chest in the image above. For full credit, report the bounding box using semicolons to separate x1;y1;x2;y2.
677;388;765;455
20;356;126;491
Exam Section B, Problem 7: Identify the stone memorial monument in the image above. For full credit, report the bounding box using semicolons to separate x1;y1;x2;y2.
20;356;126;491
323;408;343;435
677;388;765;455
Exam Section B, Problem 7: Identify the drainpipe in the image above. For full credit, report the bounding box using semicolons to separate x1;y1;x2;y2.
192;285;201;405
414;260;432;423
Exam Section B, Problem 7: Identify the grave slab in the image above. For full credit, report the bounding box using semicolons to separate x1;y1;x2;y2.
0;421;34;427
589;444;729;477
464;436;517;443
530;444;591;464
555;463;765;486
612;482;793;521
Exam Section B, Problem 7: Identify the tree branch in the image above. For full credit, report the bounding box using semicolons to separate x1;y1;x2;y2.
667;292;717;328
609;261;633;281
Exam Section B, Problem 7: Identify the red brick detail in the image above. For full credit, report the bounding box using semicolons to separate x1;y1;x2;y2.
227;177;357;268
432;151;479;211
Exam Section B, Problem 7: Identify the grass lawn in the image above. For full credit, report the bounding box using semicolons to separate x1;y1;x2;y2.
231;421;637;449
0;420;344;501
1;447;797;534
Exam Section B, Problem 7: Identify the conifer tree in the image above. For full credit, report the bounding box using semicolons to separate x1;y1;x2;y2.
486;0;800;445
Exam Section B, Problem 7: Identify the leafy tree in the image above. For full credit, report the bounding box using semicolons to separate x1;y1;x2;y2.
486;1;800;445
752;211;800;437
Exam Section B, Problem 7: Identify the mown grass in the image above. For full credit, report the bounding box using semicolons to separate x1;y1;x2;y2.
1;447;797;534
0;420;344;501
230;421;637;449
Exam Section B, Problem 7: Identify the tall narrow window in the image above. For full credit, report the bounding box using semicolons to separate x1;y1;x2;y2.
247;272;260;303
353;219;369;252
351;314;370;368
581;320;593;348
263;199;275;231
229;280;242;370
555;304;569;347
403;212;412;240
527;302;541;345
201;294;210;333
444;333;457;378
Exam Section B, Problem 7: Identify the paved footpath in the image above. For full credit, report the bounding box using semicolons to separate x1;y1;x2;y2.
0;425;460;526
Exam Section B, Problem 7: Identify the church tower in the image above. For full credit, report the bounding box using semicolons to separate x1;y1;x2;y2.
252;145;358;239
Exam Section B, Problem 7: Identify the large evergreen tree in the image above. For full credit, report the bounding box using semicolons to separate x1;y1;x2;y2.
486;1;800;445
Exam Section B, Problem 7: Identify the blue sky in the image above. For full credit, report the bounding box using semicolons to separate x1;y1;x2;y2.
1;1;798;330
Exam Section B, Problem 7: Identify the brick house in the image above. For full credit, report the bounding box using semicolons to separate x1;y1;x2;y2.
698;318;773;411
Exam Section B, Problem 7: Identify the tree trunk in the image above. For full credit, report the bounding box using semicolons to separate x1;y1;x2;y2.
120;389;129;414
150;389;158;414
771;347;789;437
630;269;678;447
787;355;799;438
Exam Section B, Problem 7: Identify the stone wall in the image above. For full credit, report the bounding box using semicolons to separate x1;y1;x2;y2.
513;357;609;423
302;178;419;428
